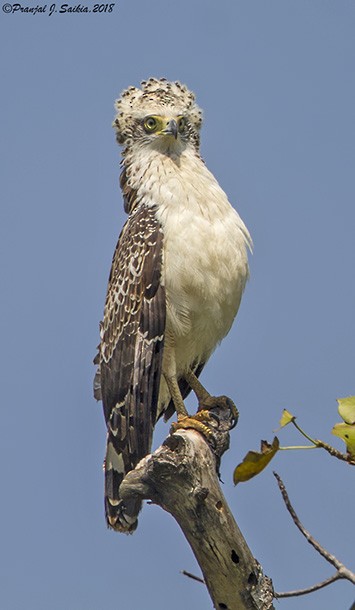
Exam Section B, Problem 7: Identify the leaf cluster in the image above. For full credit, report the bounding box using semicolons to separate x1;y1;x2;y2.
233;396;355;484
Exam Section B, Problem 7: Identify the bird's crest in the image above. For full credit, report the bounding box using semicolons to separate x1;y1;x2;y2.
113;78;203;150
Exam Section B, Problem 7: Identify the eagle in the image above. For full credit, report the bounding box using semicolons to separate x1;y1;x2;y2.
94;78;252;532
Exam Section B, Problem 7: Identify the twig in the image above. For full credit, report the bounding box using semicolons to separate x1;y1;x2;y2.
181;569;205;584
273;472;355;598
275;573;342;598
315;439;355;465
290;420;355;465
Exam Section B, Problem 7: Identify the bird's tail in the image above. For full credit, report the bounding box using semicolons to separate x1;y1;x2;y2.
104;440;141;533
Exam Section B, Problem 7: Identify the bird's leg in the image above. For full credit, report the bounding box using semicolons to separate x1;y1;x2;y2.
184;368;239;430
164;373;216;442
163;342;189;418
164;346;234;440
166;382;222;443
164;373;189;418
184;368;210;406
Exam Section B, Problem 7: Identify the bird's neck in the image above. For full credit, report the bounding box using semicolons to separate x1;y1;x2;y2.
120;144;204;214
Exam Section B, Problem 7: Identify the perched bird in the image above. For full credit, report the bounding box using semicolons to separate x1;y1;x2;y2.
94;78;252;532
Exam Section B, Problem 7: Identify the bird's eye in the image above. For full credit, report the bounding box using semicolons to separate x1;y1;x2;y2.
143;116;158;132
178;117;186;132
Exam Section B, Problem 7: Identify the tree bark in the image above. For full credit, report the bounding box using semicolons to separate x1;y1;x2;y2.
119;402;274;610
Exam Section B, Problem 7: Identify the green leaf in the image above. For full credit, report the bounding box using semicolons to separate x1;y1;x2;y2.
337;396;355;425
233;437;280;484
279;409;296;428
332;422;355;459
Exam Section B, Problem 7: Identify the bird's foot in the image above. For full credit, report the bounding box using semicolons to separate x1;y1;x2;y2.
170;397;238;442
198;395;239;430
170;410;218;443
170;397;238;469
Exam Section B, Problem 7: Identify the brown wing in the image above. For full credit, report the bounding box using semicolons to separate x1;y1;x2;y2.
97;203;165;531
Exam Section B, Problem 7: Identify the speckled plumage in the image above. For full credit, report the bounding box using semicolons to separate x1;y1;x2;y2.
95;78;252;532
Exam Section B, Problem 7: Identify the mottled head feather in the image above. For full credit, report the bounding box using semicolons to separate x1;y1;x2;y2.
113;78;203;151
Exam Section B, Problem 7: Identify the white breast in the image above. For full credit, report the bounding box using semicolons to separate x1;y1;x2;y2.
131;147;251;376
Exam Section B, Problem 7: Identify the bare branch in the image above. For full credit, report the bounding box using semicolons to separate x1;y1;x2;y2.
273;471;355;598
181;570;205;584
119;402;274;610
275;573;342;598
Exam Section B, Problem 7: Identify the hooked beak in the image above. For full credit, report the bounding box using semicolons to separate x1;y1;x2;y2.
162;119;178;139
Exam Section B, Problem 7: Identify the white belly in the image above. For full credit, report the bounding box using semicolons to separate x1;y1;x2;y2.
163;203;249;373
135;147;251;406
147;154;250;373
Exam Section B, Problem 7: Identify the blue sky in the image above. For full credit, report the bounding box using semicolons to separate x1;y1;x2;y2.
1;2;354;609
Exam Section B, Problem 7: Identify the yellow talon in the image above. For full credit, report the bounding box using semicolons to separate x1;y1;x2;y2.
170;412;216;441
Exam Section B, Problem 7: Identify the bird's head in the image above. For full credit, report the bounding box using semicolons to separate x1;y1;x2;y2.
113;78;203;154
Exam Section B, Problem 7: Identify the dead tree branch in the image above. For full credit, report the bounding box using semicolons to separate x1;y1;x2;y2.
119;400;274;610
273;472;355;598
275;573;344;598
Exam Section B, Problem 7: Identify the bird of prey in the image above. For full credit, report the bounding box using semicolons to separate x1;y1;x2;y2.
94;78;252;533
